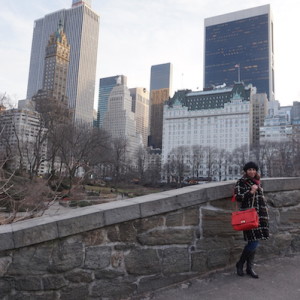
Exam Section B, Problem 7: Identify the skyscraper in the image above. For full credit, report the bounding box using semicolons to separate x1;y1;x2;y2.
31;21;71;125
130;87;150;147
204;5;274;101
103;77;140;159
26;0;99;124
149;63;173;149
97;75;127;128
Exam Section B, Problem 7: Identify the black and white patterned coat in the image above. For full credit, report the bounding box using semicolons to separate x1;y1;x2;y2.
234;176;269;241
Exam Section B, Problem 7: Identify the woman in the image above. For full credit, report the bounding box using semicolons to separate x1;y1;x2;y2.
234;161;269;278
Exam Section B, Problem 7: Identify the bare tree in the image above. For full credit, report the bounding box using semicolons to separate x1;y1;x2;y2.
191;145;204;178
168;146;189;187
109;136;128;187
135;146;147;183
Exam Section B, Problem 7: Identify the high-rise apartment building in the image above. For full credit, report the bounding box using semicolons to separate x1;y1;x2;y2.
204;5;274;101
129;87;149;147
26;0;99;124
149;63;173;149
103;78;140;159
97;75;127;128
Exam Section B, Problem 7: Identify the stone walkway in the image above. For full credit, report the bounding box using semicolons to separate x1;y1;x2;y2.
149;254;300;300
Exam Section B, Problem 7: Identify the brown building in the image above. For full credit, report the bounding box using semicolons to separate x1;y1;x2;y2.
149;63;173;149
32;20;71;123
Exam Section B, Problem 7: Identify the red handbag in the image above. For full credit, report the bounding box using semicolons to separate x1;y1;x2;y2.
231;195;259;231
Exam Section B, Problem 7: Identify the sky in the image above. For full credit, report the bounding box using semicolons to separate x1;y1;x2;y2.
0;0;299;108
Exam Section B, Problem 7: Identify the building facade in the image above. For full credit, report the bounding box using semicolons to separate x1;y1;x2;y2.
97;75;127;128
26;0;99;124
102;79;140;160
251;93;268;147
161;83;259;181
0;109;48;175
32;21;70;121
204;5;274;101
149;63;173;149
129;87;149;147
260;101;293;143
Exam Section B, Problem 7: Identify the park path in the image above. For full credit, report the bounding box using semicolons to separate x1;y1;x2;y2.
149;254;300;300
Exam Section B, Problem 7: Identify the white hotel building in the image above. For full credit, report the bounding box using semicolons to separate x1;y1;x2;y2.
161;83;261;180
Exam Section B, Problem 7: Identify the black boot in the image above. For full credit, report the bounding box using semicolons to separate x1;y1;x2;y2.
246;250;259;278
236;248;248;276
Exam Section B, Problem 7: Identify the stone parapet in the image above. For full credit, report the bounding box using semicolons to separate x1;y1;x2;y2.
0;177;300;299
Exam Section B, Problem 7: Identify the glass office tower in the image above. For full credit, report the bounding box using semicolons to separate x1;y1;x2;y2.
26;0;99;124
97;75;127;128
149;63;173;149
204;5;274;101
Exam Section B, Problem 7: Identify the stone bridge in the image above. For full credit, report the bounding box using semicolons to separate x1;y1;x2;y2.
0;177;300;299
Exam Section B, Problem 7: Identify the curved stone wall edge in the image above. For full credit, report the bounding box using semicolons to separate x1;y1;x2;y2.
0;177;299;251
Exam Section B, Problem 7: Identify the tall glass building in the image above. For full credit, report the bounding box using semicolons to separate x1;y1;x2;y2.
26;0;99;124
149;63;173;149
97;75;127;128
204;5;274;101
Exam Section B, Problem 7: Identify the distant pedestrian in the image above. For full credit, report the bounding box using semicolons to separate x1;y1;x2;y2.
234;161;269;278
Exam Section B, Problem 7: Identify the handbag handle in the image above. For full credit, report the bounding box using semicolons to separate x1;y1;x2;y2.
234;193;255;210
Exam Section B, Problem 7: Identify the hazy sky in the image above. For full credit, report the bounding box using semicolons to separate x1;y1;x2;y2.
0;0;299;108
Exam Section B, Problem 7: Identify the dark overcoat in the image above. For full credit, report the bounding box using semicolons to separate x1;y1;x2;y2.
234;176;269;241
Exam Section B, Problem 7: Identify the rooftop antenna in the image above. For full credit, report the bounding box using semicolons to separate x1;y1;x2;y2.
235;64;241;82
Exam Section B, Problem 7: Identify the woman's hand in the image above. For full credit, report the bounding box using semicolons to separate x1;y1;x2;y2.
250;184;258;194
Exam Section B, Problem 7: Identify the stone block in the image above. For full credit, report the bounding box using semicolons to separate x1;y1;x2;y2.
201;208;235;237
10;291;58;300
119;221;138;242
65;269;94;283
191;251;207;273
0;278;13;298
94;269;125;279
266;190;300;207
262;177;300;192
280;207;300;225
131;187;209;218
11;216;59;249
160;247;189;275
211;197;234;210
0;256;12;276
7;244;53;275
15;276;42;291
271;233;293;255
42;275;67;290
56;207;105;237
48;241;83;273
0;224;14;251
196;237;232;252
184;206;199;226
106;225;120;242
100;200;141;226
166;211;184;226
268;207;280;234
291;234;300;252
90;279;136;298
60;284;89;300
84;245;111;270
125;248;160;275
82;227;106;246
134;215;165;233
137;228;194;245
207;248;230;269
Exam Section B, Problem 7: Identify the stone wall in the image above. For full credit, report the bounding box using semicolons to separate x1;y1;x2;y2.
0;178;300;299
